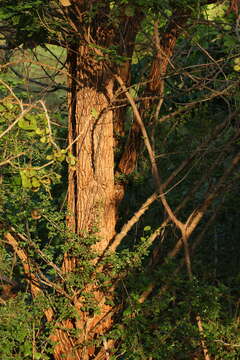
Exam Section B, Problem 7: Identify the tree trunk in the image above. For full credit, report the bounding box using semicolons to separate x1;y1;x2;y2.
50;4;144;355
67;45;116;256
49;3;146;357
50;41;117;359
118;8;190;176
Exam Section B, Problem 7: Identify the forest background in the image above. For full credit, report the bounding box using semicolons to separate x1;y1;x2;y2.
0;0;240;359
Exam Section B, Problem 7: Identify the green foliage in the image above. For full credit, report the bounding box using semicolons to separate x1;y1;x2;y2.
1;0;240;359
110;275;240;360
233;57;240;71
0;295;51;359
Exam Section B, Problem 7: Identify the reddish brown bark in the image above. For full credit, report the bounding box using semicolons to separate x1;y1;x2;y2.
53;43;116;359
113;10;145;139
56;26;117;357
46;3;196;358
67;71;116;254
54;2;122;355
118;8;190;176
55;6;191;358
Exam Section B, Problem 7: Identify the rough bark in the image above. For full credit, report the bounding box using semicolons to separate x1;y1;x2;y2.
57;6;190;358
54;25;117;356
118;8;190;176
52;3;132;357
67;64;116;254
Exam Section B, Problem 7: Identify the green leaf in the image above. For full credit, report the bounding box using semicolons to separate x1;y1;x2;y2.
34;353;42;360
31;177;41;188
66;154;76;165
40;136;47;143
35;127;44;135
58;155;66;162
234;65;240;72
125;6;135;17
234;57;240;65
144;226;151;232
28;168;37;177
18;115;37;131
123;307;132;316
20;170;32;188
69;158;76;166
41;177;51;185
54;151;65;162
21;341;31;356
223;35;236;49
12;175;22;186
91;108;99;119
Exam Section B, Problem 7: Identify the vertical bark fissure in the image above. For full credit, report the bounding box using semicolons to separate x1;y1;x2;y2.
74;82;116;254
59;40;117;358
67;45;78;236
61;7;190;357
60;1;119;352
